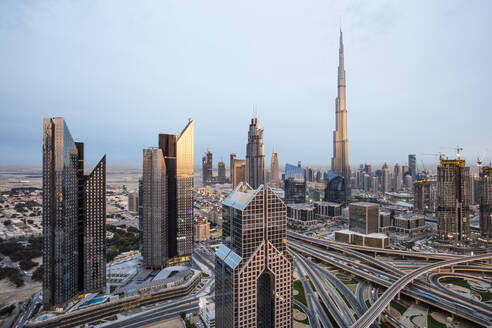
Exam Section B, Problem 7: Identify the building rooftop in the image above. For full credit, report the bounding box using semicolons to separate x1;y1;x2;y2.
336;229;388;239
287;203;315;210
350;201;379;207
222;182;259;210
314;201;343;207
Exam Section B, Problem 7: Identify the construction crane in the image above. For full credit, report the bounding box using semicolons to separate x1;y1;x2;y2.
477;149;488;171
440;146;464;160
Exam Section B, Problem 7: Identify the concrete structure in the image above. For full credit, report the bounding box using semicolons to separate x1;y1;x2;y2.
158;120;194;266
142;148;168;269
334;230;389;248
270;148;280;187
331;28;351;201
286;203;315;224
314;201;342;220
479;166;492;243
437;156;470;242
349;202;379;235
379;211;391;230
127;192;139;213
201;301;216;328
414;178;437;212
193;217;210;242
392;213;426;233
230;154;246;189
217;161;226;184
246;117;265;189
42;118;106;309
215;183;292;328
202;149;213;185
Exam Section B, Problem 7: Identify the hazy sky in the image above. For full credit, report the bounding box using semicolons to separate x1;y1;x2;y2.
1;1;491;169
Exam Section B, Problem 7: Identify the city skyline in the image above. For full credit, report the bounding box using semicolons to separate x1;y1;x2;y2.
1;1;491;166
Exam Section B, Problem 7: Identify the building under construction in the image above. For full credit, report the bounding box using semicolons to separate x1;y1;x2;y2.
479;166;492;243
437;156;470;243
414;178;437;213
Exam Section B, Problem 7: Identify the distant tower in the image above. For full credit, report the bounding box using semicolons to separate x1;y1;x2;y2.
202;149;213;185
270;148;280;187
218;161;226;184
408;154;417;181
437;156;470;242
230;153;236;182
246;117;265;189
215;183;293;328
382;163;390;193
331;28;351;200
142;148;168;269
393;163;402;192
479;166;492;243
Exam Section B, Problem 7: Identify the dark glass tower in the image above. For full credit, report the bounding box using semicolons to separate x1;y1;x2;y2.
325;171;346;203
42;118;106;309
158;120;194;265
283;163;306;204
215;183;293;328
479;166;492;243
246;117;265;189
142;148;168;269
202;149;213;185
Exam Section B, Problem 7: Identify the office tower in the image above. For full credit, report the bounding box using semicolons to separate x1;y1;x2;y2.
306;167;314;182
402;165;409;177
81;155;106;293
480;166;492;243
325;171;346;203
230;153;236;182
437;156;470;242
471;176;480;205
128;192;139;213
364;163;372;175
42;118;106;309
142;148;168;269
270;148;280;187
381;163;390;193
246;117;265;189
231;154;246;189
372;176;378;194
349;202;380;234
331;28;351;200
158;120;194;265
218;161;226;184
408;154;417;181
202;149;213;185
404;174;413;190
315;170;322;182
414;178;437;212
393;163;402;192
284;163;306;204
215;183;293;328
138;177;144;252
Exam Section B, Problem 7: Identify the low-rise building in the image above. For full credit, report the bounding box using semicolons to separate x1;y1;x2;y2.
314;201;342;220
287;203;315;225
334;229;389;248
194;217;210;241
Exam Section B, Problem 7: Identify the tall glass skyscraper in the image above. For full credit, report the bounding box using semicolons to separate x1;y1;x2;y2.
408;154;417;181
42;118;106;309
158;120;194;265
284;163;306;204
246;117;265;189
215;183;293;328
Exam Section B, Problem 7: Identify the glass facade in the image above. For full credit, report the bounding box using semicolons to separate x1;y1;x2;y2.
324;171;346;203
283;164;306;204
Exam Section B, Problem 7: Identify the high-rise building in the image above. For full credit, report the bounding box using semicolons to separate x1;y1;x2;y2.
194;217;211;242
479;166;492;243
414;178;437;213
158;120;194;265
284;163;306;204
270;148;280;187
349;202;380;235
246;117;265;189
408;154;417;181
381;163;390;193
202;149;213;185
231;155;246;189
215;183;292;328
128;192;139;213
364;163;372;175
138;177;144;252
393;163;402;192
306;167;314;182
325;171;346;203
218;161;226;184
331;28;351;201
142;148;168;269
42;118;106;309
230;153;236;182
437;156;470;242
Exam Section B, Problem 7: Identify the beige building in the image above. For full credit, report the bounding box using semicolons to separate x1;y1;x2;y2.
127;192;139;213
349;202;380;235
334;229;389;248
194;217;210;242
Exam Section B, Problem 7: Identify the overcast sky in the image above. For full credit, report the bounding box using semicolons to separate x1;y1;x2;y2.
0;0;491;169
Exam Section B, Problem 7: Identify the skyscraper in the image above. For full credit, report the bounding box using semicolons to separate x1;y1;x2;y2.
479;166;492;243
158;120;194;265
331;28;351;200
142;148;168;269
393;163;402;192
408;154;417;181
218;161;226;184
284;163;306;204
230;153;236;182
215;183;293;328
246;117;265;189
414;178;437;213
231;154;246;189
270;148;279;187
381;163;390;193
43;118;106;309
437;156;470;242
202;149;213;185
